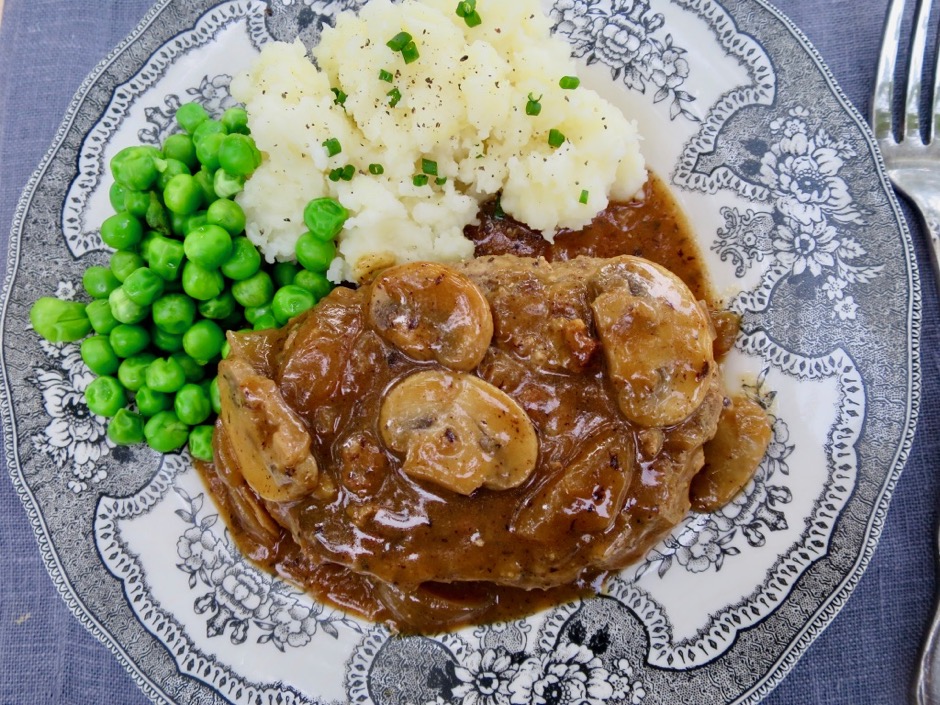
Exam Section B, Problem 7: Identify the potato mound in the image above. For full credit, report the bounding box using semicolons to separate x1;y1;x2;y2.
232;0;646;282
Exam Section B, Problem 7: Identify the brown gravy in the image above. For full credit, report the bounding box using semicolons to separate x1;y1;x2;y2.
198;172;755;633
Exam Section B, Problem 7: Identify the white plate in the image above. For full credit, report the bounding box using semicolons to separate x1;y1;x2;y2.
2;0;919;703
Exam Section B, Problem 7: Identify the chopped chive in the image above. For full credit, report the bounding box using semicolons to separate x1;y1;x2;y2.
525;93;542;117
436;176;448;185
387;87;402;107
379;69;394;83
322;138;342;157
401;41;420;64
422;159;438;176
579;189;589;204
340;164;356;181
413;174;429;187
548;129;566;148
331;88;347;106
328;168;343;182
464;10;482;27
559;76;581;90
369;163;385;175
455;0;476;17
493;198;505;219
387;32;412;52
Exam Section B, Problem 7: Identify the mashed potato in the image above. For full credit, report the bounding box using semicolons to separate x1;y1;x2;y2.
232;0;646;282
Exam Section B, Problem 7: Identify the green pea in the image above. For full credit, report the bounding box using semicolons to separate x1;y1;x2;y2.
182;213;207;237
108;287;149;325
295;232;336;272
213;169;245;199
252;313;279;331
144;411;190;453
109;182;128;212
163;133;198;171
221;106;250;135
192;118;227;145
100;211;144;251
184;224;232;269
272;285;316;325
170;352;205;383
209;377;221;414
117;353;156;392
294;269;333;300
206;198;246;236
151;326;184;353
218;134;261;176
122;190;151;219
107;409;145;446
148;236;185;282
139;230;160;264
123;267;165;307
85;375;127;417
198;290;237;320
188;425;215;461
136;385;172;417
163;173;203;215
151;293;196;334
194;168;218;206
145;357;186;393
182;320;225;363
273;262;299;288
176;102;209;135
303;197;348;241
155;158;190;192
195;131;225;171
221;340;231;359
174;384;211;426
244;304;272;325
82;266;120;299
232;270;274;308
86;298;119;335
109;324;150;358
29;298;91;343
182;261;225;301
111;146;160;191
80;336;120;376
110;251;144;282
221;237;261;281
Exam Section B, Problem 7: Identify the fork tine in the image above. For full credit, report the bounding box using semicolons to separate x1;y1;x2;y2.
906;0;934;142
873;0;907;141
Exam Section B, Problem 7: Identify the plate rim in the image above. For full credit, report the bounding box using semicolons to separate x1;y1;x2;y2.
0;0;922;703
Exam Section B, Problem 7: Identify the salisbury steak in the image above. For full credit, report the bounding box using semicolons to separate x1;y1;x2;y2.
212;254;738;630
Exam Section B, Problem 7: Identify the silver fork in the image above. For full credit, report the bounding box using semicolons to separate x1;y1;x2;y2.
873;0;940;295
873;1;940;702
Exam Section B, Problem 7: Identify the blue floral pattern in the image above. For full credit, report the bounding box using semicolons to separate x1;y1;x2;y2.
713;106;884;318
173;487;360;650
551;0;697;121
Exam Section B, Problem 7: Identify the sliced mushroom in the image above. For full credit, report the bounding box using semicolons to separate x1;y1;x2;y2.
379;369;538;495
512;426;634;540
217;357;319;502
591;256;716;428
368;262;494;371
691;394;773;512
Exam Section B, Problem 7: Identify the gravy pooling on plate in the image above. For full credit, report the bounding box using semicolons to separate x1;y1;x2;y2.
198;173;772;633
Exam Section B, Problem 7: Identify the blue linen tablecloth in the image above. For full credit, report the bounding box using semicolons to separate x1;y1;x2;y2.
0;1;937;703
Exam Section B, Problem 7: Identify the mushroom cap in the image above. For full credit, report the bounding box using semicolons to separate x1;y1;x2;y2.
379;369;539;495
368;261;494;371
591;256;716;428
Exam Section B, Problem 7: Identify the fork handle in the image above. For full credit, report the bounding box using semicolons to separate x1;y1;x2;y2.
918;584;940;705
